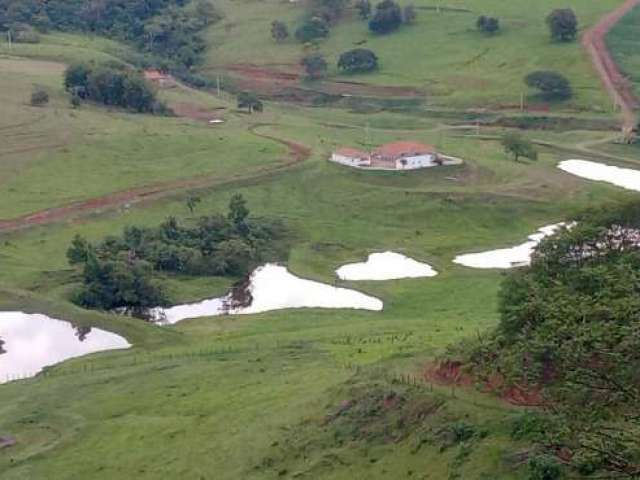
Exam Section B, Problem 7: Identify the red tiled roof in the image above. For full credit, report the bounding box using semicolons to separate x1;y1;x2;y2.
144;69;169;80
373;141;435;158
334;147;369;158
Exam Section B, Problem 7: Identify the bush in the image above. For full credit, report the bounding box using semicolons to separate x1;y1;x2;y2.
546;9;577;42
369;0;402;34
477;15;499;34
295;17;330;42
528;454;564;480
13;25;40;43
301;53;328;80
525;71;572;101
337;48;379;73
30;88;49;106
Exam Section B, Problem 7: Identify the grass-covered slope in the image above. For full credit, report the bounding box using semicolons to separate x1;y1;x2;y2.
607;3;640;98
202;0;620;110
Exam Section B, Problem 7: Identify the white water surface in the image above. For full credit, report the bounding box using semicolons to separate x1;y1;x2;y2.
336;251;437;280
156;264;383;324
559;159;640;192
453;224;566;269
0;312;130;383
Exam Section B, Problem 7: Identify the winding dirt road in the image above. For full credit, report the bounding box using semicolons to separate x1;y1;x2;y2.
582;0;640;130
0;125;310;234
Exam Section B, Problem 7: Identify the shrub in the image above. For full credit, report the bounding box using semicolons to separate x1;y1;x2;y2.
295;17;330;43
337;48;379;73
30;88;49;106
501;132;538;161
271;20;289;42
355;0;372;19
368;0;402;34
301;53;328;80
546;9;577;42
477;15;500;34
525;71;572;100
528;454;564;480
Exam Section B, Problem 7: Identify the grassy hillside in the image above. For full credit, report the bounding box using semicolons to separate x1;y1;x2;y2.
202;0;620;110
0;5;639;479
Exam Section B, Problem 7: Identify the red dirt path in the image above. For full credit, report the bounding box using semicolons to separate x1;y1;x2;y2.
0;125;310;233
582;0;640;129
224;63;424;99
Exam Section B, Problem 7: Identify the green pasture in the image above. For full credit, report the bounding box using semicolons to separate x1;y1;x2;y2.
203;0;619;110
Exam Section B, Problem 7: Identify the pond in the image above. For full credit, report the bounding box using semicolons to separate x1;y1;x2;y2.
453;224;566;269
0;312;130;384
154;264;383;324
336;251;438;280
558;159;640;192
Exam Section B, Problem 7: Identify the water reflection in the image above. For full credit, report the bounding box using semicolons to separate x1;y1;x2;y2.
0;312;130;383
154;264;383;324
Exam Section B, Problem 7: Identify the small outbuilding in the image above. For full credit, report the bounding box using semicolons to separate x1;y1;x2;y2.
331;147;371;167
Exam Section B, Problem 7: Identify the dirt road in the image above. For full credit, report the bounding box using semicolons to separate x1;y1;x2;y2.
582;0;640;130
0;125;310;234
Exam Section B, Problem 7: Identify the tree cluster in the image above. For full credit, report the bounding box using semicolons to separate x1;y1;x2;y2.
337;48;379;73
0;0;219;70
67;195;288;314
525;70;572;101
467;202;640;478
64;63;167;113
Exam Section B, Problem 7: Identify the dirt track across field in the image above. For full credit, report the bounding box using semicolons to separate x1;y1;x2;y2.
582;0;640;130
0;124;311;234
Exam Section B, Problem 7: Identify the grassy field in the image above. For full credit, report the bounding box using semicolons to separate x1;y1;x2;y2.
0;52;287;219
203;0;620;110
607;3;640;97
0;17;638;480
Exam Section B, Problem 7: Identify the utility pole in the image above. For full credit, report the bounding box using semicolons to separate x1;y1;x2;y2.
365;121;371;146
520;92;525;112
216;75;221;98
7;30;12;49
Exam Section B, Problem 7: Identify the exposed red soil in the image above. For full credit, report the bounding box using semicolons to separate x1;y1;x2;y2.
582;0;640;129
0;125;310;233
170;102;227;122
223;63;424;100
424;360;545;407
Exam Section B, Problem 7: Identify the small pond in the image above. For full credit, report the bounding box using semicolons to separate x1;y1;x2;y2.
336;251;438;281
0;312;130;383
559;159;640;192
154;264;383;324
453;224;566;269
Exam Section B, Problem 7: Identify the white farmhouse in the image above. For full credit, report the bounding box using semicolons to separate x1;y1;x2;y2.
371;141;438;170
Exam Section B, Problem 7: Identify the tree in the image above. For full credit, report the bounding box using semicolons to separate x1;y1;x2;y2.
403;5;417;24
30;87;49;106
271;20;289;43
295;17;330;43
337;48;379;73
67;234;92;265
237;91;263;113
525;71;572;101
368;0;402;34
301;53;328;80
355;0;371;19
186;195;201;214
546;8;577;42
501;132;537;161
64;63;91;92
476;15;500;34
228;193;250;227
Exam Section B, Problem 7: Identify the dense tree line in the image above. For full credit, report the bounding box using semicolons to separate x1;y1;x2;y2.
464;202;640;478
64;63;167;113
67;195;288;314
0;0;219;69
